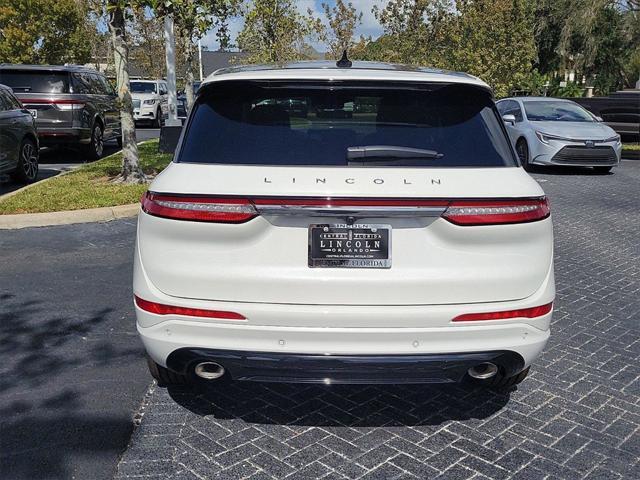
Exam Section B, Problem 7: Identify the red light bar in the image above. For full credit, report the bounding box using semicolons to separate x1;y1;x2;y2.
141;192;257;223
452;302;553;322
443;197;550;226
134;296;246;320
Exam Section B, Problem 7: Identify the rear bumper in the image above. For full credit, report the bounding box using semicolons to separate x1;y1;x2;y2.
166;348;525;384
137;314;550;383
38;128;90;146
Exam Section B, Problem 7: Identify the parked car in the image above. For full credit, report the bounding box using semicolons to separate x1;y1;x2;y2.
497;97;622;173
0;84;39;183
131;80;168;127
177;81;202;121
0;64;121;160
135;61;554;389
574;89;640;142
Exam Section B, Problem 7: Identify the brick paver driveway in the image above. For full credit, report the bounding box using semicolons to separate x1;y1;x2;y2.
117;162;640;480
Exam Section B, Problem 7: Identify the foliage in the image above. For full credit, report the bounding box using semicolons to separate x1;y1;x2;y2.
447;0;537;98
236;0;324;63
0;140;171;215
321;0;363;60
130;9;167;79
548;79;584;98
534;0;640;92
511;70;550;97
372;0;453;66
368;0;537;98
0;0;94;64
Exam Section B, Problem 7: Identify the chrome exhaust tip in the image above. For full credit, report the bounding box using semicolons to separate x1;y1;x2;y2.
194;362;225;380
468;362;498;380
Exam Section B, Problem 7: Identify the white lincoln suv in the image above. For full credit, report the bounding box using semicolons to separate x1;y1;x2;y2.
134;61;554;388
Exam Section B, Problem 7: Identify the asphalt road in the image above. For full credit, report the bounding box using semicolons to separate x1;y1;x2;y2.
0;219;149;480
0;128;160;196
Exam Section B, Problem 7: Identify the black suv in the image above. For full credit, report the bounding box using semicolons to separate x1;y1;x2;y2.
0;64;122;159
0;84;39;183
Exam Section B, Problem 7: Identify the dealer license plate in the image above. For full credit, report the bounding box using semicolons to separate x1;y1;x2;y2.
308;224;391;268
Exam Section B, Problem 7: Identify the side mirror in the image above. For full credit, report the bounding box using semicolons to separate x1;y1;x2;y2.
502;114;516;126
595;116;604;122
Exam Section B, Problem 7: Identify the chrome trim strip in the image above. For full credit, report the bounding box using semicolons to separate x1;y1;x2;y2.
256;205;447;217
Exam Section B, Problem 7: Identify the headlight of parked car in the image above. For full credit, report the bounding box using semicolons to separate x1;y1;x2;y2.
535;131;572;144
143;99;157;105
603;135;621;145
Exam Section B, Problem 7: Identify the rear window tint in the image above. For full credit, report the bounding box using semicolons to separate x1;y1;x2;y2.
178;81;515;168
0;70;70;94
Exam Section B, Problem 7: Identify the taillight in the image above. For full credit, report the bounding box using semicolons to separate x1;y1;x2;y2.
134;296;246;320
443;197;550;226
21;98;85;110
141;192;257;223
452;302;553;322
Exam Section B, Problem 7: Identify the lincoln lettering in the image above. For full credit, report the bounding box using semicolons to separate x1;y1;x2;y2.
263;177;441;185
320;239;381;251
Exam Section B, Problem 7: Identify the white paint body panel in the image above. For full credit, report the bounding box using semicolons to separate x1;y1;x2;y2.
135;65;555;375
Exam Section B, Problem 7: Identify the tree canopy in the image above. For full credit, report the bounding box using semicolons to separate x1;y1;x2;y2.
0;0;96;64
236;0;324;63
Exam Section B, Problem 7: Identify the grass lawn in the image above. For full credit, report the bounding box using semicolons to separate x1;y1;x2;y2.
0;140;171;215
622;142;639;152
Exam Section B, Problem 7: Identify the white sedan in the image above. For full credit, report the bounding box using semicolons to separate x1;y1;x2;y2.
497;97;622;173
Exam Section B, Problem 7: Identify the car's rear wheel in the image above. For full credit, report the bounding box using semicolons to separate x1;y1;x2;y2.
146;355;189;386
84;122;104;160
13;137;39;183
593;166;613;174
516;138;532;171
152;108;162;128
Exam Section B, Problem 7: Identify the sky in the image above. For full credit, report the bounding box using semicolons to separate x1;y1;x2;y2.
202;0;389;51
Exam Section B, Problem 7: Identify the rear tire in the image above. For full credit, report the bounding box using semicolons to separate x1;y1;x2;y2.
13;137;39;183
146;355;189;387
593;166;612;174
152;108;162;128
84;122;104;160
516;138;532;171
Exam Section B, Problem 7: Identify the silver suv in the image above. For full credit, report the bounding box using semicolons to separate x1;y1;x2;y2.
0;64;122;159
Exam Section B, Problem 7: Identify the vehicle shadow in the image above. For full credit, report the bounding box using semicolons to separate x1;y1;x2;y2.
0;414;135;480
167;379;512;428
530;165;613;176
0;293;143;480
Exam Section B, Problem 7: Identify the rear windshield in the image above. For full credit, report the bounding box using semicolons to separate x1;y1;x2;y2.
178;81;515;167
0;70;70;94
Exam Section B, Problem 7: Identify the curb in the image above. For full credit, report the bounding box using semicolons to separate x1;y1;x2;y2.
0;203;139;230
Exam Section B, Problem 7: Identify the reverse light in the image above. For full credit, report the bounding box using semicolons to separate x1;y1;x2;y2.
452;302;553;322
141;192;257;223
134;296;246;320
442;197;550;226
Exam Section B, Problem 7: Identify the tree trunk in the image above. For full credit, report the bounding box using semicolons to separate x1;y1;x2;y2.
184;37;195;111
108;1;146;184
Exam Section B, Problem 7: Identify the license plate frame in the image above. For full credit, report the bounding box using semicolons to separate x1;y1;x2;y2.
308;223;391;268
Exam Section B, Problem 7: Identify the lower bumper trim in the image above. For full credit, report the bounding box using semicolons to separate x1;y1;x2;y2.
166;348;525;384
